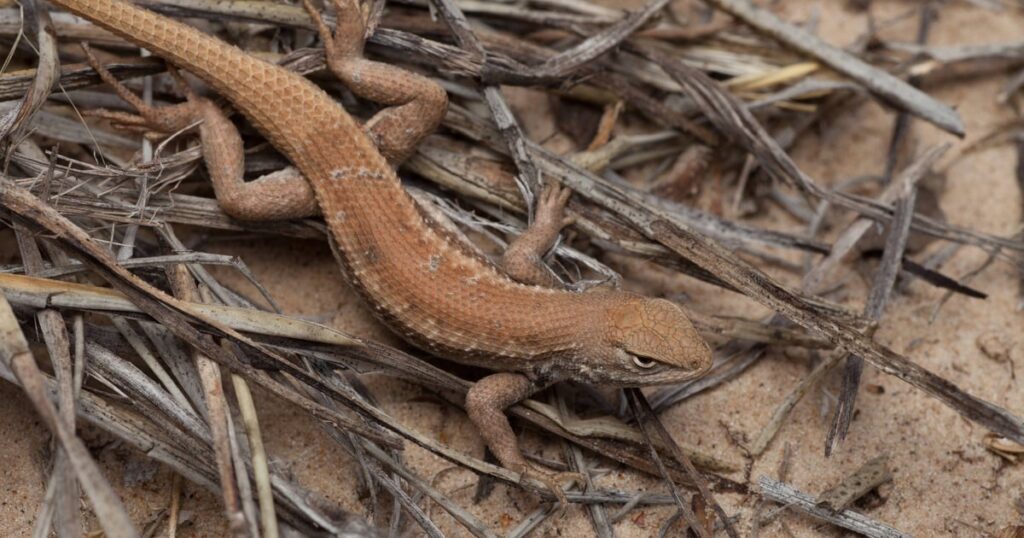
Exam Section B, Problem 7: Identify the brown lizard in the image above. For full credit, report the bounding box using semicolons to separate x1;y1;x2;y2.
53;0;712;500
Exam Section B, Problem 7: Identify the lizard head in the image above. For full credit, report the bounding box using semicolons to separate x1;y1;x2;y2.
582;294;711;386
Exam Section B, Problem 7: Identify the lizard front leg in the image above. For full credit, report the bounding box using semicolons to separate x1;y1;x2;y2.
301;0;447;164
82;45;319;221
465;372;581;506
501;182;575;287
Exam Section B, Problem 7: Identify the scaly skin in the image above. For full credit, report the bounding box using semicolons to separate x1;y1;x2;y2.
55;0;712;501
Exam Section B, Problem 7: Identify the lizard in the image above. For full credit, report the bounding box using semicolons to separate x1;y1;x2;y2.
52;0;713;501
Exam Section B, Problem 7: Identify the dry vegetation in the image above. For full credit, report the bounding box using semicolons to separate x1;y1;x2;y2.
1;0;1023;536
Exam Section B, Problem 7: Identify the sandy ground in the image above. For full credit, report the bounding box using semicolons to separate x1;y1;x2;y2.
3;0;1024;536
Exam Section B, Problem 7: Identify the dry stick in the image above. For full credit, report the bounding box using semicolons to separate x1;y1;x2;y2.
111;316;195;408
0;0;58;147
0;105;139;150
438;0;618;27
816;455;892;512
111;45;154;263
12;145;81;538
555;388;613;538
300;357;499;537
626;388;738;538
90;319;366;535
364;464;446;538
14;223;83;538
7;216;407;528
482;86;544;215
750;443;792;537
625;393;705;537
449;18;717;139
37;175;93;538
929;245;1004;322
758;477;907;538
31;472;61;538
160;230;381;533
225;409;260;538
85;341;210;441
281;356;442;532
0;295;139;538
806;146;947;298
137;317;210;424
166;265;254;537
828;3;937;453
0;276;364;373
193;279;277;538
427;0;545;213
168;474;182;538
479;0;670;85
703;0;963;136
893;41;1024;73
231;375;279;538
430;0;673;217
0;177;404;448
827;168;918;451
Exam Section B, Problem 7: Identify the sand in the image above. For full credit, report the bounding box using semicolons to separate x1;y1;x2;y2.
2;0;1023;536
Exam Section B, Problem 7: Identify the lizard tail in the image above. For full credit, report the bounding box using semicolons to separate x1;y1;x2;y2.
50;0;360;159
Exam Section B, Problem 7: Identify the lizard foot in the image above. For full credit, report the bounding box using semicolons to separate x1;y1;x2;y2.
301;0;366;66
518;464;583;513
534;182;575;229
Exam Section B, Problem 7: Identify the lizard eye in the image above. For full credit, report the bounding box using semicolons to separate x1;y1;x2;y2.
632;355;657;369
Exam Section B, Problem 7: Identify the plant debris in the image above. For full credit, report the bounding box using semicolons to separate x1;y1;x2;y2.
1;0;1022;535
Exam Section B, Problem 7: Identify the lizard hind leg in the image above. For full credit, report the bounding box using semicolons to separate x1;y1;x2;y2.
465;372;582;509
82;42;319;221
301;0;447;164
81;43;200;134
